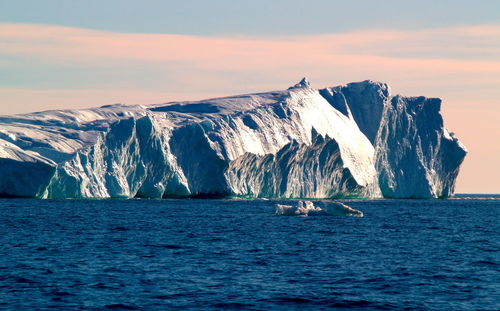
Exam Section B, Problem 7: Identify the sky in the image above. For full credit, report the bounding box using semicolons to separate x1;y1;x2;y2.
0;0;499;193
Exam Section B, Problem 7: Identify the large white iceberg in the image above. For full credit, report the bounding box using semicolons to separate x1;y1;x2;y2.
0;79;466;199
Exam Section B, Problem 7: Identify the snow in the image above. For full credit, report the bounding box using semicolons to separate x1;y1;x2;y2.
0;79;466;199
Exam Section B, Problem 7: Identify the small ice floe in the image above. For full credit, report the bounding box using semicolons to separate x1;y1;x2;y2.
275;200;318;216
275;200;363;217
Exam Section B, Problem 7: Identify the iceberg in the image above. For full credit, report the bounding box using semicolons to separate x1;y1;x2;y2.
0;79;466;199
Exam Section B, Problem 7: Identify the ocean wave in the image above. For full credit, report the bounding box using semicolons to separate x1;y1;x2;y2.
450;196;500;200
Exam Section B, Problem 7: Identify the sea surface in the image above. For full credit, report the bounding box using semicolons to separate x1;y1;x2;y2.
0;195;499;310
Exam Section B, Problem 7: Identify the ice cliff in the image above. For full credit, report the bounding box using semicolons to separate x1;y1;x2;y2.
0;79;466;199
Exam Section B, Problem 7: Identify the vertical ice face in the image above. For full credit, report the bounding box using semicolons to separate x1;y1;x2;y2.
375;96;467;198
0;155;55;198
0;79;466;199
226;130;373;199
321;81;467;198
44;116;190;199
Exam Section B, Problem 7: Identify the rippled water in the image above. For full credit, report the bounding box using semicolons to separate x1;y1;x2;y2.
0;195;499;310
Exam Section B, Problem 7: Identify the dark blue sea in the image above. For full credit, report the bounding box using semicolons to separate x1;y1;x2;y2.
0;195;499;310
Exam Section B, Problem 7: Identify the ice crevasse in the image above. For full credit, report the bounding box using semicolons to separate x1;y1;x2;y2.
0;78;467;199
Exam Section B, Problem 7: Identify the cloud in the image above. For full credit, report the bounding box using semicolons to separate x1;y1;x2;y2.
1;23;499;69
1;22;499;98
1;22;499;97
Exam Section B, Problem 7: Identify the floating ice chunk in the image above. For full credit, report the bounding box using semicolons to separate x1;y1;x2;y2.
275;200;363;217
319;200;364;217
275;204;299;216
275;200;320;216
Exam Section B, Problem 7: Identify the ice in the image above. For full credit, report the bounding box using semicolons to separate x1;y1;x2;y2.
319;81;467;198
275;200;363;217
287;77;311;90
0;79;466;199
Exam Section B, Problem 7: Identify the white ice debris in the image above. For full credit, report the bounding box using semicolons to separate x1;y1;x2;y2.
0;79;466;199
275;200;363;217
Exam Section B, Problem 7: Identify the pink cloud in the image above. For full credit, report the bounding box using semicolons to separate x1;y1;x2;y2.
1;23;499;73
0;88;227;116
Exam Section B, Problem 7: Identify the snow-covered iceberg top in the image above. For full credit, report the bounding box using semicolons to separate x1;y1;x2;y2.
0;79;466;199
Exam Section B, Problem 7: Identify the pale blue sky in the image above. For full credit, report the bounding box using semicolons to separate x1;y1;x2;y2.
1;0;499;35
